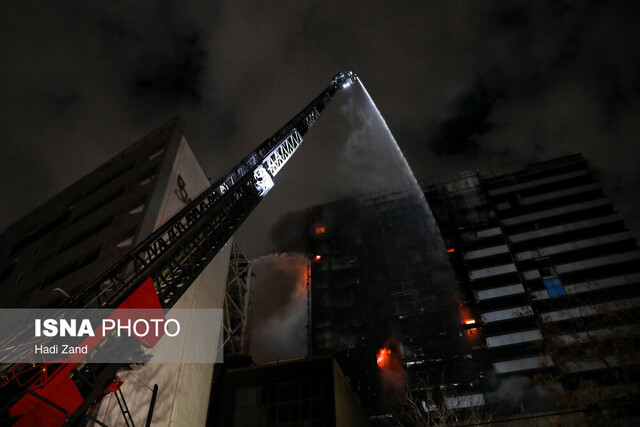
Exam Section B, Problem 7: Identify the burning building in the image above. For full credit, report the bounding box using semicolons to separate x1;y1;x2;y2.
304;153;640;422
306;188;466;416
427;154;640;417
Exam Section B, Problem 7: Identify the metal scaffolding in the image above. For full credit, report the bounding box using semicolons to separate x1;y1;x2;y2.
223;239;254;355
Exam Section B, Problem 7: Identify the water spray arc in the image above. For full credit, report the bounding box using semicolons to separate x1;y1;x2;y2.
322;78;464;411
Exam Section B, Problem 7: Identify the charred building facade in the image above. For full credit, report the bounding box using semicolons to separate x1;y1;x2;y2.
306;189;467;416
307;154;640;420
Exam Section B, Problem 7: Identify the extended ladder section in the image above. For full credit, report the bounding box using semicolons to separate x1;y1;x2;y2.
65;71;358;311
0;72;358;424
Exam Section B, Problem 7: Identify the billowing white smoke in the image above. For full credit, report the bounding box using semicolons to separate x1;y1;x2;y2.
249;253;308;363
485;374;556;412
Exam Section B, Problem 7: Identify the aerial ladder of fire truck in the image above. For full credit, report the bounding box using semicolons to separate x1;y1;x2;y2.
0;70;358;425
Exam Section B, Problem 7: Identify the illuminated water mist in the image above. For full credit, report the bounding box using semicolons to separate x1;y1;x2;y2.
353;81;463;361
357;80;448;254
358;80;422;190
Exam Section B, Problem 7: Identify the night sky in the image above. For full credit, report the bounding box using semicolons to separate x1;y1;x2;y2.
2;3;640;355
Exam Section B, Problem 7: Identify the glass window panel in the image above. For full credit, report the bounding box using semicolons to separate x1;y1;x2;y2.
278;383;289;401
247;386;260;406
288;382;300;400
236;388;248;407
266;404;278;422
310;378;322;397
233;408;247;426
265;384;277;404
543;277;566;298
301;379;311;399
279;402;289;420
311;398;322;417
301;399;311;419
289;402;300;422
245;407;261;425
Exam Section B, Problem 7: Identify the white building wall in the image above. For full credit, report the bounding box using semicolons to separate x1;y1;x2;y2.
96;137;229;426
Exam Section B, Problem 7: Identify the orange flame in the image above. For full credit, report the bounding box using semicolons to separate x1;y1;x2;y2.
377;348;391;368
459;305;476;326
377;341;405;404
315;226;326;234
314;255;322;261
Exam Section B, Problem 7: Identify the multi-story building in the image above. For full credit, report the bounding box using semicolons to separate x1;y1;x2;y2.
0;117;250;425
216;355;368;427
307;153;640;421
428;154;640;416
0;117;202;308
307;189;467;416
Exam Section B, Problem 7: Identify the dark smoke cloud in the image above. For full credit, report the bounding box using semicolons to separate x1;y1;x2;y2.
269;212;309;254
249;253;308;363
3;2;639;391
2;0;640;249
430;78;504;156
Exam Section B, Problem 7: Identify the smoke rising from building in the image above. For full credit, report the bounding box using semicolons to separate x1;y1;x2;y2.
484;375;556;413
249;253;308;363
256;87;463;390
3;1;640;248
